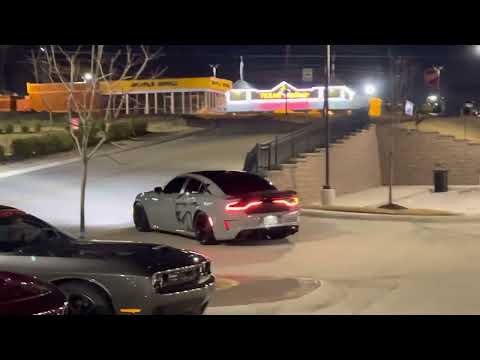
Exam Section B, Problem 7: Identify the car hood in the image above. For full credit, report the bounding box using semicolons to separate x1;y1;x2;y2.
73;240;208;275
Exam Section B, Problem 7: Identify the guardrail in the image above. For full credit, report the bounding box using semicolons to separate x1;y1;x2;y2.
243;109;371;174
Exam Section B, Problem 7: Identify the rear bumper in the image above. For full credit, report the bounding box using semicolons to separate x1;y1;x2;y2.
235;225;299;241
214;211;300;241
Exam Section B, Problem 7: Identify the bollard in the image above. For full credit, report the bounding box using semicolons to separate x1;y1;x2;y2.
274;136;278;167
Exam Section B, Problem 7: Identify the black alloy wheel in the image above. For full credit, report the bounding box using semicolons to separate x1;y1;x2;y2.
58;282;113;316
134;203;151;232
194;213;218;245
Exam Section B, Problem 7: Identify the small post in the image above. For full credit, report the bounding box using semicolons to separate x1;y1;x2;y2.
255;143;260;173
267;143;271;170
274;135;278;167
291;133;295;159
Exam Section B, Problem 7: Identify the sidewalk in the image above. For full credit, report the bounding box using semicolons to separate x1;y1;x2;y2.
0;127;209;179
305;185;480;219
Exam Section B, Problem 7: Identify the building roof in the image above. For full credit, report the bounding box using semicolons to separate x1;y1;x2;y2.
232;80;256;90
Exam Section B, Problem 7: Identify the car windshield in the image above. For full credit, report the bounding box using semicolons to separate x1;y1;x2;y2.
207;172;276;196
0;214;75;253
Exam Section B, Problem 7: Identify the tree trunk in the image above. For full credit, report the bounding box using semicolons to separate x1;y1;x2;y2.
79;154;88;239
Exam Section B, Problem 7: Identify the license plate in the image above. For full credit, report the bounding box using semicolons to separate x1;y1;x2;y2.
263;215;278;226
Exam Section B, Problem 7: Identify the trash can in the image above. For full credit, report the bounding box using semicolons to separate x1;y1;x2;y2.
433;169;448;192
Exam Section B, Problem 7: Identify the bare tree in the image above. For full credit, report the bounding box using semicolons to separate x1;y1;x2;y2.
45;45;163;239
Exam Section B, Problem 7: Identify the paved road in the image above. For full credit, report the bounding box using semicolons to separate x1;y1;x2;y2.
5;125;480;314
80;213;480;314
0;131;278;232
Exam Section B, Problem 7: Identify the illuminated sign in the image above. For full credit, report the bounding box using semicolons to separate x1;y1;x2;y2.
99;77;232;94
251;83;318;100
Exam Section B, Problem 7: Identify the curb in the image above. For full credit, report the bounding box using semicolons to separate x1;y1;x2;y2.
206;279;342;315
301;208;480;223
94;127;213;157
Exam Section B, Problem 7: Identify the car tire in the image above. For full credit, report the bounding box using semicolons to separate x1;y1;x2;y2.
57;281;114;316
134;203;151;232
194;212;218;245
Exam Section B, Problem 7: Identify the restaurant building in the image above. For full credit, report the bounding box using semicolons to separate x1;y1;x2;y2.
24;77;233;114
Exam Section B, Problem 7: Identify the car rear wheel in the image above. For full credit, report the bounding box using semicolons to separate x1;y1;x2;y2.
194;212;218;245
57;281;113;316
134;203;151;232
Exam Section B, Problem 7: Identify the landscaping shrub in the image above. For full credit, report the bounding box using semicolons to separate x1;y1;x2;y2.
11;132;74;159
5;124;14;134
132;118;148;136
107;121;132;141
21;125;30;133
34;122;42;133
11;137;38;159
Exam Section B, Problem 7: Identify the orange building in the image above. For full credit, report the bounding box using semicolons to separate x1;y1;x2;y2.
26;82;102;113
24;77;232;115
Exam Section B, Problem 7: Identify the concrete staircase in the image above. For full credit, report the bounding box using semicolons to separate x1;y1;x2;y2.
267;124;382;206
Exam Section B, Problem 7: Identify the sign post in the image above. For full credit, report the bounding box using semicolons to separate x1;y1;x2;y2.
70;117;80;130
302;68;313;82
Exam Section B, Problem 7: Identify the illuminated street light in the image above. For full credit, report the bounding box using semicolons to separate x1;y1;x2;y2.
40;47;46;52
83;72;93;82
364;84;376;96
427;94;438;102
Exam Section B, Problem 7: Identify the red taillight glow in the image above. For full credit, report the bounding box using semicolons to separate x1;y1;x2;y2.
273;197;299;207
225;200;263;212
223;220;230;231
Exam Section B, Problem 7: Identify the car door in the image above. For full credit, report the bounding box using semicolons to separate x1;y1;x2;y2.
175;177;204;234
151;177;188;231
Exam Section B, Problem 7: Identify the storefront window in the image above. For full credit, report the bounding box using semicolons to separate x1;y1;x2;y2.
229;91;247;101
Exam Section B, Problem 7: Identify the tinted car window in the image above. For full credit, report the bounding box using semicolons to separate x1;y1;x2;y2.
185;179;202;194
209;172;276;196
0;214;72;253
163;177;187;194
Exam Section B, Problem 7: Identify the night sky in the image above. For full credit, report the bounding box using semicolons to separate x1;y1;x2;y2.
4;45;480;111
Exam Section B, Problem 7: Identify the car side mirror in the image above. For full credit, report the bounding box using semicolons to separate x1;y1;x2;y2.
154;186;163;194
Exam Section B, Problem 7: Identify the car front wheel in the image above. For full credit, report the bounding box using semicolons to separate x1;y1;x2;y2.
57;281;114;316
134;203;151;232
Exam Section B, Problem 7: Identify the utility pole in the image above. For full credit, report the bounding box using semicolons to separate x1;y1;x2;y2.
321;44;335;206
285;45;291;67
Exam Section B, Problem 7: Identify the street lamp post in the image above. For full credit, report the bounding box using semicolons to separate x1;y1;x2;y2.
284;88;290;118
324;45;331;189
321;44;335;205
209;64;219;78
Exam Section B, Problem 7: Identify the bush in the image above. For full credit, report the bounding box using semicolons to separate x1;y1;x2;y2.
5;124;14;134
21;125;30;133
11;137;37;159
107;121;132;141
11;132;74;159
132;118;148;136
34;122;42;133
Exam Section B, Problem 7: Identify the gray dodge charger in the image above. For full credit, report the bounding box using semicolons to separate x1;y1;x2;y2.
0;206;215;315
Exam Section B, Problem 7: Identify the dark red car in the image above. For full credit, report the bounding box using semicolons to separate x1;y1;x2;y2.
0;272;67;315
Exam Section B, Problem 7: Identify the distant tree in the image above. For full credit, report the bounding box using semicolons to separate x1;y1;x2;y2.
0;45;10;93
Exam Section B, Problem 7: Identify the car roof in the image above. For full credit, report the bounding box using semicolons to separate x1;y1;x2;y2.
0;205;17;210
189;170;248;179
0;206;25;218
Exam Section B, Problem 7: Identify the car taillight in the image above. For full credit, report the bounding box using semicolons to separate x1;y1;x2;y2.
272;197;299;207
225;200;263;212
